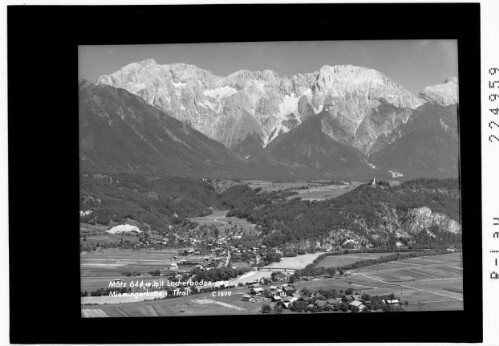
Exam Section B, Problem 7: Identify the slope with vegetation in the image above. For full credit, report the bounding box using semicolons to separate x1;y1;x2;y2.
219;178;461;249
80;173;217;233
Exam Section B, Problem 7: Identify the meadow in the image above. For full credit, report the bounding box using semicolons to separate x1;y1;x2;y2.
292;252;463;311
80;248;202;291
82;286;263;317
341;253;462;310
287;183;362;201
314;252;399;268
187;210;256;230
240;180;362;201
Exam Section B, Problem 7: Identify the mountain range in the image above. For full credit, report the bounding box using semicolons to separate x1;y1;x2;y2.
80;60;459;180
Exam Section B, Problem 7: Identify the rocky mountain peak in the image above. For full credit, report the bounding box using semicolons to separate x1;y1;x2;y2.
418;77;458;106
96;61;438;152
312;64;423;109
140;58;157;66
406;206;461;234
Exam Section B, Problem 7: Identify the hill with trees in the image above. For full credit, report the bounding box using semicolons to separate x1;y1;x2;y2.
80;173;218;233
219;178;461;249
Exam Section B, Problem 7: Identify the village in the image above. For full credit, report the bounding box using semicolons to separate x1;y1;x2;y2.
102;267;404;314
242;280;404;313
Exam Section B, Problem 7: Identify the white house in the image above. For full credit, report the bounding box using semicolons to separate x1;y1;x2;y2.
384;299;400;305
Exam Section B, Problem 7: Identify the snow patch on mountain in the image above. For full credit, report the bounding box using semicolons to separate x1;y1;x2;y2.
313;104;324;114
129;83;148;93
197;99;217;111
204;86;238;99
256;81;266;93
278;94;300;117
172;81;186;88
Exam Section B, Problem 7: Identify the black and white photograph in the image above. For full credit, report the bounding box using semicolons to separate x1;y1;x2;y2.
7;2;488;344
79;40;463;317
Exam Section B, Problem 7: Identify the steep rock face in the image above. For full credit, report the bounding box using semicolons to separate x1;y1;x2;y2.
370;102;459;177
405;206;461;234
97;60;424;153
265;111;371;171
330;98;413;155
418;77;459;106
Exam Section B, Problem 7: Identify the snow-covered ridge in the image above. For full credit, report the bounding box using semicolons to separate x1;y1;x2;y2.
96;59;444;150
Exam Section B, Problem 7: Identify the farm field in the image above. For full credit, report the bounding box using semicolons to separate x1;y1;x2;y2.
351;252;463;275
314;252;398;268
267;252;327;269
81;248;179;276
240;180;403;201
288;182;362;201
82;289;170;305
290;252;463;311
348;253;462;310
187;210;256;230
241;180;363;201
82;286;264;317
293;277;374;292
81;248;200;292
242;180;334;192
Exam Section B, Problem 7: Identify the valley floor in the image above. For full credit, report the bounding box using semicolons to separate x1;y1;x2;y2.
81;253;462;315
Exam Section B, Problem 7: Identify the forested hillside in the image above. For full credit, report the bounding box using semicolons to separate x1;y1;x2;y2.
81;174;461;250
219;178;461;249
80;173;217;232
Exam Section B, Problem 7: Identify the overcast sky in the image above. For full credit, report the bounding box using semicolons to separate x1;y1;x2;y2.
79;40;457;94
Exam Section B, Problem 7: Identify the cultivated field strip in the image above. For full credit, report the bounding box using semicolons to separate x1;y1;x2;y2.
81;308;109;318
352;254;463;279
436;266;463;274
82;289;263;317
314;252;398;268
339;253;465;310
438;290;463;300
